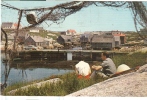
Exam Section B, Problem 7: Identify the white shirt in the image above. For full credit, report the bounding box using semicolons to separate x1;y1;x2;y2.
75;61;91;76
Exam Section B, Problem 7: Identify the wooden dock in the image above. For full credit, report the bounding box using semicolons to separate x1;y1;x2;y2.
14;49;128;62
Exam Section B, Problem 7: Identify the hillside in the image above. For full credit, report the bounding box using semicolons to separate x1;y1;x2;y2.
3;29;60;40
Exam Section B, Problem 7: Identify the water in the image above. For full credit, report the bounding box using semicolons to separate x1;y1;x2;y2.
1;59;73;86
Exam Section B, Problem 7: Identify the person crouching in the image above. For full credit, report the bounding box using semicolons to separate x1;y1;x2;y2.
74;61;91;79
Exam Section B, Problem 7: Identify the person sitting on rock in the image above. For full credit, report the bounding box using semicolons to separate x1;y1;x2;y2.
90;52;117;79
74;61;91;79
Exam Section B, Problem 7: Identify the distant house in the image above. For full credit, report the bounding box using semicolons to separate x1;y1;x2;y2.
17;31;30;44
91;33;115;50
29;27;44;33
57;35;72;45
66;29;76;35
57;35;81;47
1;22;22;29
24;36;44;46
80;32;93;46
114;36;121;47
112;31;126;44
144;39;147;44
43;38;53;45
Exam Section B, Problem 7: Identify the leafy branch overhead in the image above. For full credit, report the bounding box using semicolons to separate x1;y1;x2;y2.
1;1;147;37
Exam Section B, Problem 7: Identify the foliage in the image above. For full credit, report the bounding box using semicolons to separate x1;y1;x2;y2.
112;52;147;68
29;30;60;40
4;73;103;96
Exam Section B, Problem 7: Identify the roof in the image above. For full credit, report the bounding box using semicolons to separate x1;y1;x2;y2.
1;22;22;29
112;31;125;36
80;32;93;42
93;31;105;35
1;22;13;28
92;34;114;43
60;35;72;40
82;32;93;37
13;23;22;28
113;34;125;36
67;29;76;33
44;38;53;42
30;36;44;42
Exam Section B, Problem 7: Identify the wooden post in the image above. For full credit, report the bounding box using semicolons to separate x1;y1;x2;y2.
13;10;23;51
90;50;93;61
1;28;8;60
58;47;59;61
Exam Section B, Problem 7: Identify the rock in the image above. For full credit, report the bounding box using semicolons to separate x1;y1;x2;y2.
137;64;147;73
66;64;147;97
7;78;62;95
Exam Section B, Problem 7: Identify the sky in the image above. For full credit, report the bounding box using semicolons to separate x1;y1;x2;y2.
1;1;145;32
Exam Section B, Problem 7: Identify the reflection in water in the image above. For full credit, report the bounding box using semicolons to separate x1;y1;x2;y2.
19;69;27;79
1;55;73;91
1;53;11;91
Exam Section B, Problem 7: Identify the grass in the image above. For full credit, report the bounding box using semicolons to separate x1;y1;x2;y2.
112;52;147;68
29;31;60;40
3;73;103;96
2;51;147;96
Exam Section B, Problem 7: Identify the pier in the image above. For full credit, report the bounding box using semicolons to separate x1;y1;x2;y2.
13;49;128;62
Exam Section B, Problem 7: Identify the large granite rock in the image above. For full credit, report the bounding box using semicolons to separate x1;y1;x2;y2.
66;64;147;97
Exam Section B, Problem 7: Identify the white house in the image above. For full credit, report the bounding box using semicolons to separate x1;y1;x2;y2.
66;29;76;35
30;27;43;33
1;22;22;29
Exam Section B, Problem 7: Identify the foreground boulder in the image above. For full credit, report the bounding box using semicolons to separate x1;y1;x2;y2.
66;64;147;96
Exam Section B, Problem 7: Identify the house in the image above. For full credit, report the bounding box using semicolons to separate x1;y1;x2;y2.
112;31;126;44
80;31;93;47
144;39;147;44
93;31;106;35
57;35;72;45
114;36;121;47
17;31;30;44
1;22;22;29
24;36;44;46
42;38;54;49
91;33;115;50
29;27;44;33
43;38;53;46
57;34;81;47
66;29;76;35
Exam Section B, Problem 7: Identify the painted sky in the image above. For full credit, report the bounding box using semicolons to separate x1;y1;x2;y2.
1;1;145;32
